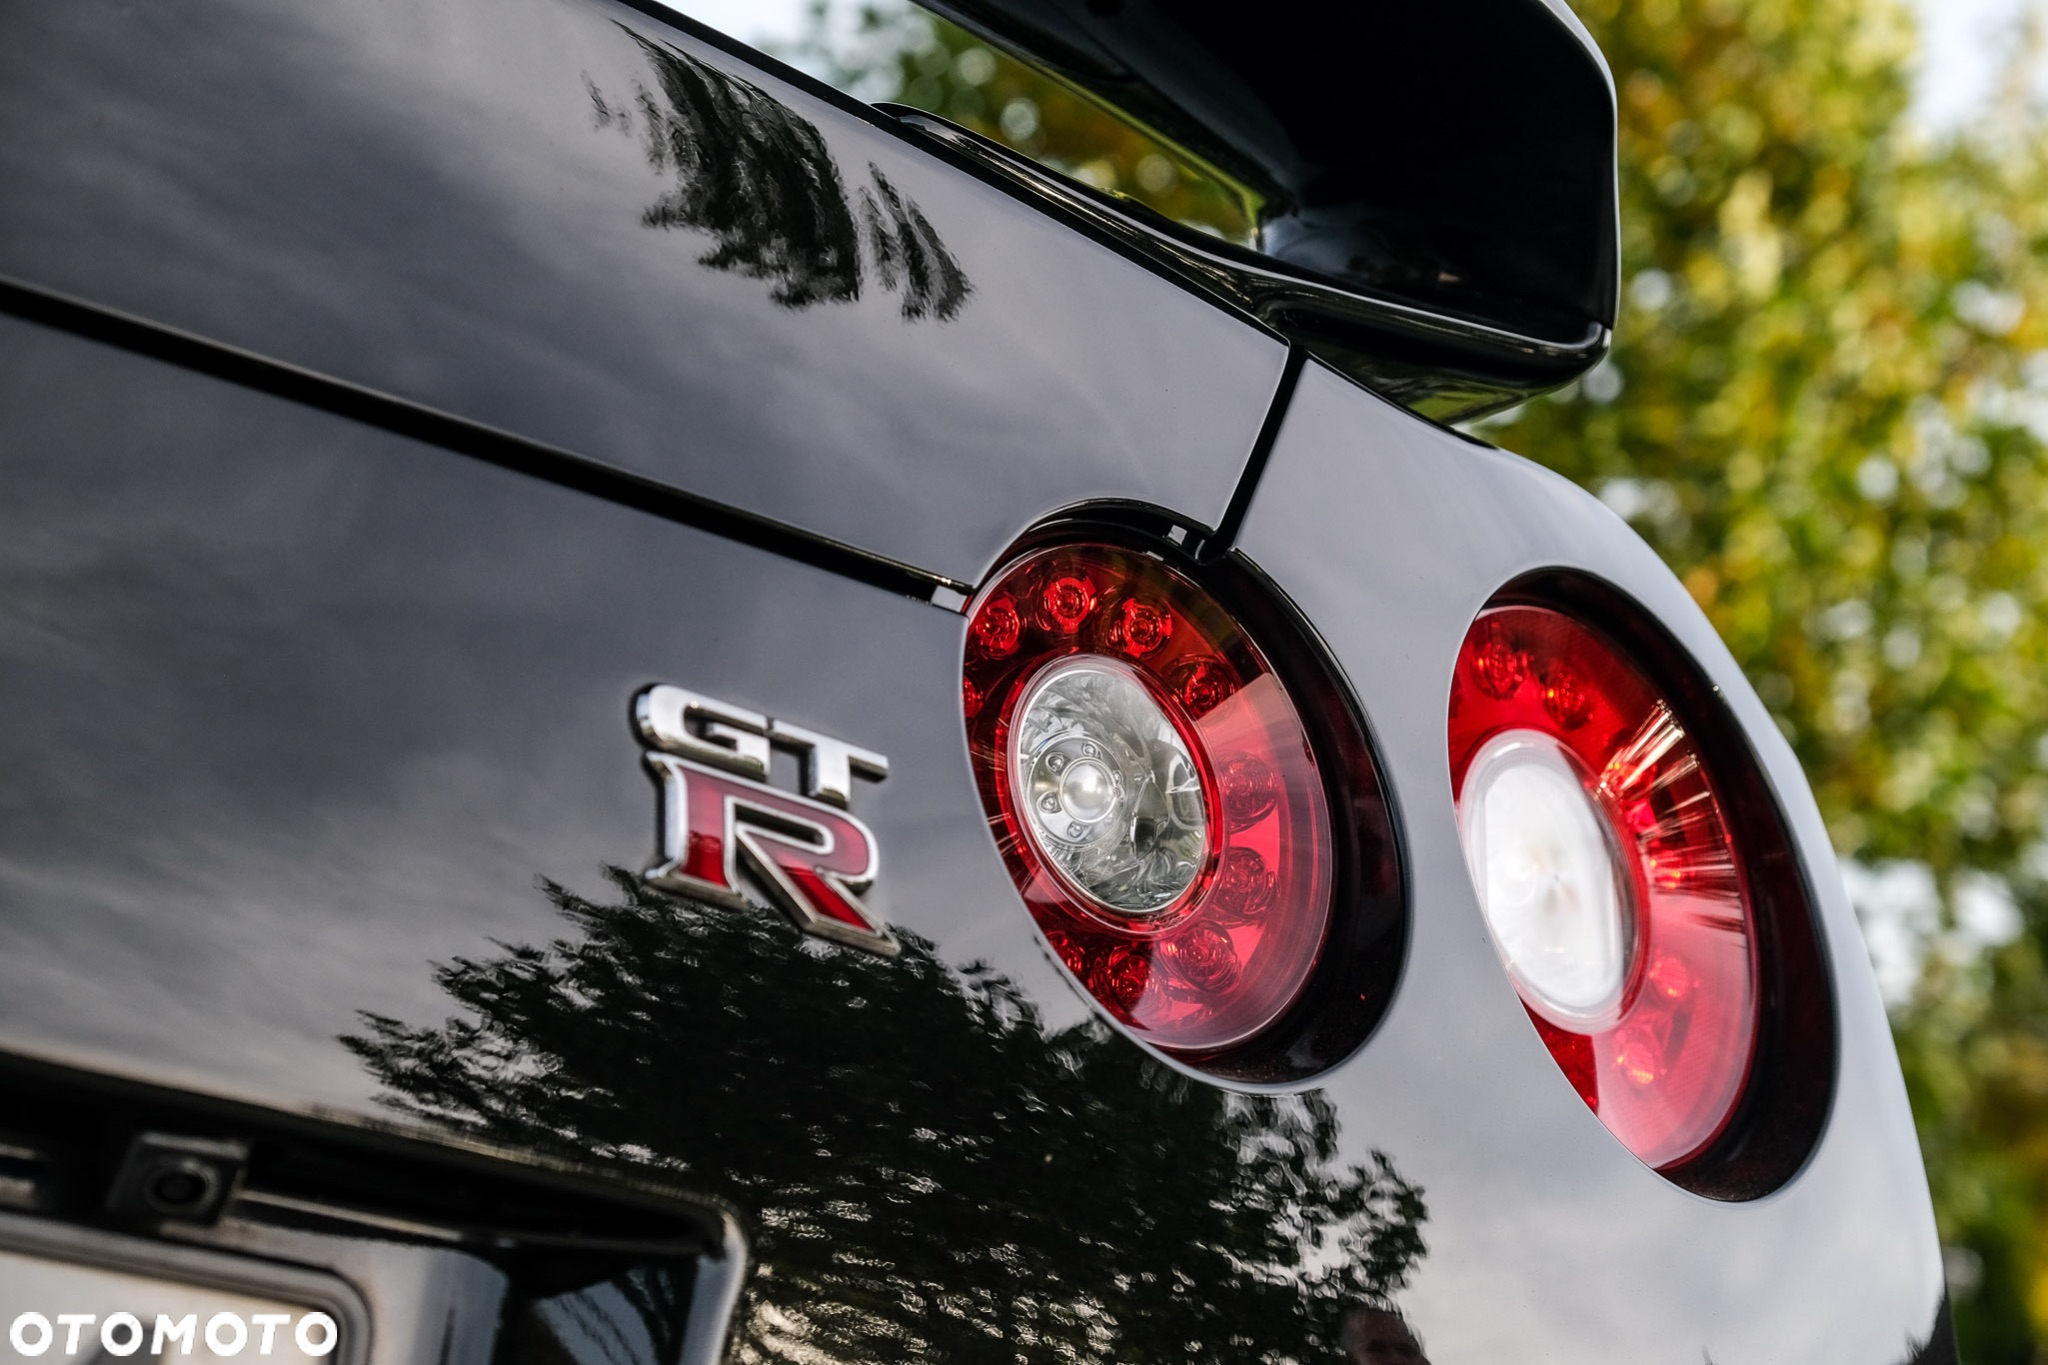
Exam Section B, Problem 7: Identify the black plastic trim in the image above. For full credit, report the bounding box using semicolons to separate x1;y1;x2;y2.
1196;345;1308;563
886;110;1609;423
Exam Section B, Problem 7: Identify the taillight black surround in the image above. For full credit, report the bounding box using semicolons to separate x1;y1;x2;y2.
962;525;1406;1083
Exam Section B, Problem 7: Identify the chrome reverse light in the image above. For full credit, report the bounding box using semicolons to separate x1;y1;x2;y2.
1447;595;1830;1183
1010;658;1209;914
963;540;1405;1071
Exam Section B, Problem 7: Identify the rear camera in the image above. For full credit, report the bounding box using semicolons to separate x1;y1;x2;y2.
140;1157;221;1217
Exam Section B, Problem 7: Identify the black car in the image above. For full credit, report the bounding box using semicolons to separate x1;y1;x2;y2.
0;1;1949;1362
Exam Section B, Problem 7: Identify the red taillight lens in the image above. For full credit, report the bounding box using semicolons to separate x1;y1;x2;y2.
1450;604;1760;1170
964;544;1337;1054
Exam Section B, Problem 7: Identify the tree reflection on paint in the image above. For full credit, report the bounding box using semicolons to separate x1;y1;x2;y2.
586;32;969;322
344;869;1428;1363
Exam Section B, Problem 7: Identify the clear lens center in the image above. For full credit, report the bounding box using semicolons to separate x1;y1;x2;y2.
1459;730;1633;1020
1012;659;1209;916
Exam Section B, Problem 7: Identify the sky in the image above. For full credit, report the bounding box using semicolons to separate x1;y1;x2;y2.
659;0;2042;133
658;0;823;50
1913;0;2044;128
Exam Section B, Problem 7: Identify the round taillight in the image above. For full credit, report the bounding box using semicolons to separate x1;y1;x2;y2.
1449;603;1761;1171
964;541;1395;1063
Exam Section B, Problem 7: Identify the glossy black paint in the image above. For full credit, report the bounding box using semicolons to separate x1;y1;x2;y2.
0;304;1946;1361
0;314;1403;1361
0;0;1286;587
0;0;1947;1356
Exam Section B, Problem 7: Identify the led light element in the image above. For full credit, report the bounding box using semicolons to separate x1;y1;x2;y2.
1458;730;1632;1023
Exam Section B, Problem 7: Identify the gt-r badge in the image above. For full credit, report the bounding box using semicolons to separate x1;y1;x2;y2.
632;684;896;955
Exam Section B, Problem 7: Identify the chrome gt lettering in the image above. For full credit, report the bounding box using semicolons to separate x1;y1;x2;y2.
634;685;894;955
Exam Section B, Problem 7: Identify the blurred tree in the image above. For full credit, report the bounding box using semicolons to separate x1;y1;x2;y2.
782;0;2048;1358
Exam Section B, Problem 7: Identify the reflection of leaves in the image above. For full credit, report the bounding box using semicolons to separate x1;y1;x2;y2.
626;30;859;308
859;165;970;322
1896;1295;1957;1365
344;869;1426;1363
588;32;970;321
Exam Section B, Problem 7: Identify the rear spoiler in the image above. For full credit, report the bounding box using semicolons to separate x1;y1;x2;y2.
903;0;1619;421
